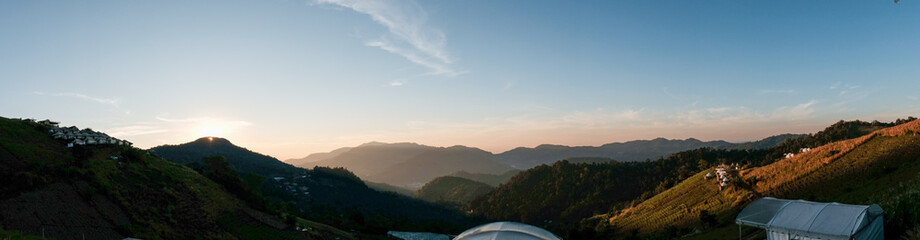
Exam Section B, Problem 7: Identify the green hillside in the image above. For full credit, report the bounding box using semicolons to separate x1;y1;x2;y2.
449;170;521;187
417;176;493;206
153;136;484;236
151;137;301;177
0;117;352;239
599;119;920;239
467;118;914;239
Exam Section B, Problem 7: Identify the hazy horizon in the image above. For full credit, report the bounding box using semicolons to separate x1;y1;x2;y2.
3;1;917;160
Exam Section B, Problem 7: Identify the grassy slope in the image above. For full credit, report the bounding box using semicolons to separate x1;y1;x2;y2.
0;117;354;240
601;119;920;238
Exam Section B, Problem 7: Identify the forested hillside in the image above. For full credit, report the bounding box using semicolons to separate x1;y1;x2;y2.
468;118;916;238
151;137;301;177
599;118;920;239
417;176;493;206
0;117;350;240
152;137;484;236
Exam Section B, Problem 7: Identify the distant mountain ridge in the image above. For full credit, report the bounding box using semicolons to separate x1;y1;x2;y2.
289;135;804;185
285;147;354;167
151;137;301;177
294;143;513;190
497;138;737;169
151;137;482;235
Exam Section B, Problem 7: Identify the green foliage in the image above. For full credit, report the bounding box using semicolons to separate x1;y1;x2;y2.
698;210;717;229
469;118;915;238
0;227;44;240
313;166;363;184
606;119;920;239
450;170;521;187
417;176;493;206
153;135;483;237
192;156;273;212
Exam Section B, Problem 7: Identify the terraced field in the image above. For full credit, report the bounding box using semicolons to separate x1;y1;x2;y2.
599;119;920;239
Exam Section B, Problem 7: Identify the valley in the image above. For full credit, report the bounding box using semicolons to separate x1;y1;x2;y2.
2;116;919;239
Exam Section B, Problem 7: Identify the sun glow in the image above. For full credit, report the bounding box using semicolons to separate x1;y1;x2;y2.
198;125;226;138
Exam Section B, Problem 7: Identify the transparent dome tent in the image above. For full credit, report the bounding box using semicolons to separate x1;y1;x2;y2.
453;221;562;240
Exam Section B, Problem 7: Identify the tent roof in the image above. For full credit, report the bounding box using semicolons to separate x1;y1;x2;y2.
736;197;883;239
453;222;561;240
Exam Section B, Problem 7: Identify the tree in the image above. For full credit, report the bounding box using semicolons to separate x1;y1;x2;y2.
699;210;717;229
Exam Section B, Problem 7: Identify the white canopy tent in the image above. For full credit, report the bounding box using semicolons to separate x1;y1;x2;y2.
453;222;562;240
735;197;884;240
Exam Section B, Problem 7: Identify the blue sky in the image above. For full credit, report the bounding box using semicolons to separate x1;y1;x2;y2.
2;0;917;159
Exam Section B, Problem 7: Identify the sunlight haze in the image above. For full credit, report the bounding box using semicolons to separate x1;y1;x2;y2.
2;0;917;160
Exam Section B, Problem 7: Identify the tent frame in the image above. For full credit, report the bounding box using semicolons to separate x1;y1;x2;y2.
735;197;884;240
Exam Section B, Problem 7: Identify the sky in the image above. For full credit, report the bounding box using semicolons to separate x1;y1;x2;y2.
2;0;918;160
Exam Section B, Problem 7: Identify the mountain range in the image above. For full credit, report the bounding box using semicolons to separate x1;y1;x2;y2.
151;137;481;236
465;118;920;239
6;114;918;239
291;142;514;190
287;135;804;189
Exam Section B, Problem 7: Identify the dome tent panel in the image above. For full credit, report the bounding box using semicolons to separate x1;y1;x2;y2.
453;222;561;240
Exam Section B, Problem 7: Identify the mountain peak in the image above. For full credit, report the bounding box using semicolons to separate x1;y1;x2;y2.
192;136;233;145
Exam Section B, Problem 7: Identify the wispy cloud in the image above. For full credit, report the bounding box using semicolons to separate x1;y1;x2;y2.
314;0;461;77
561;109;648;128
105;124;169;137
155;116;253;127
388;79;407;86
33;91;120;106
771;100;816;120
829;82;859;96
107;116;253;139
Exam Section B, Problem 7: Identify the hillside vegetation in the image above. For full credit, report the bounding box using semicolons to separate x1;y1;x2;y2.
0;117;350;239
152;137;484;236
467;118;914;239
417;176;493;206
598;118;920;239
151;137;301;177
449;170;521;187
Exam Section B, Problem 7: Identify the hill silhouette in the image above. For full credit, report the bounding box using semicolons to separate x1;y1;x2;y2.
152;137;483;235
0;117;350;239
294;142;513;190
151;137;300;177
495;138;734;169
